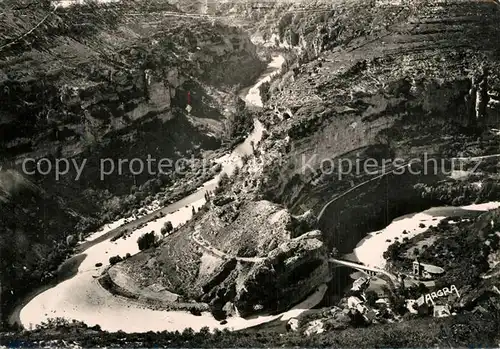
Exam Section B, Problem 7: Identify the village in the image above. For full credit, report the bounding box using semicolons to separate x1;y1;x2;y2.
333;211;500;328
343;258;457;326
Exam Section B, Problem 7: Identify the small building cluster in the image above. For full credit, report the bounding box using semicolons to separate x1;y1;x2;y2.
346;277;386;323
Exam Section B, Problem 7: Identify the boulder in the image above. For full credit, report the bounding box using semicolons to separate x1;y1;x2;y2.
222;301;236;317
286;318;299;332
234;234;329;317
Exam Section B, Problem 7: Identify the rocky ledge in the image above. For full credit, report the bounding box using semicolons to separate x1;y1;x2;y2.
109;198;329;318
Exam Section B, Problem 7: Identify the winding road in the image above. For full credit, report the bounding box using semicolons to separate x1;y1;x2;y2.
11;33;500;331
317;160;419;220
192;230;265;263
192;226;399;283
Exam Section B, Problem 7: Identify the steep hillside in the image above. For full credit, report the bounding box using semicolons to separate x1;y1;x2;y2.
3;0;500;345
0;0;266;322
106;197;329;318
106;0;500;324
251;0;500;249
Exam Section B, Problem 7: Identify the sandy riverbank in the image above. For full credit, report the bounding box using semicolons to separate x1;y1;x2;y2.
348;202;500;269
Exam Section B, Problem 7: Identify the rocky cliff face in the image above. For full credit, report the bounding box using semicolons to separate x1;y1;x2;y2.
179;0;500;324
0;0;265;321
233;230;329;317
246;0;500;251
112;199;329;318
0;5;264;171
4;0;500;329
162;0;500;259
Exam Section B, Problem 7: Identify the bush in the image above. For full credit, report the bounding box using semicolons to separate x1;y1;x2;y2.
109;255;122;265
137;232;156;250
161;221;173;235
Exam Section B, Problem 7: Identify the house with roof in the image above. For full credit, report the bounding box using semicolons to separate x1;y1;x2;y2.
348;296;364;310
347;295;377;322
433;304;451;318
351;277;370;292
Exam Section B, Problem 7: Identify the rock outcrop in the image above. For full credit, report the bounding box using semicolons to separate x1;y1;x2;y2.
248;0;500;252
115;199;329;318
106;0;500;324
234;232;329;316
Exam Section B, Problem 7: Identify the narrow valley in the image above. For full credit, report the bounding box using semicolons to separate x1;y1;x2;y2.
2;0;500;347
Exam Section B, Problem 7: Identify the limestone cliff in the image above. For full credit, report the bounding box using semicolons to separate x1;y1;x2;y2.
233;231;329;317
248;0;500;252
110;199;329;318
0;0;265;321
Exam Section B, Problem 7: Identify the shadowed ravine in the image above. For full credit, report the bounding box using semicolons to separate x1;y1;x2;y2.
11;55;317;333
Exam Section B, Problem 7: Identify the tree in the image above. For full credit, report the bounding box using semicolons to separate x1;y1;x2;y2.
259;81;271;103
182;327;195;338
416;282;429;295
137;232;156;250
390;294;408;316
199;326;210;336
109;255;122;265
232;166;240;177
216;173;230;194
383;241;401;261
161;221;173;235
348;309;366;327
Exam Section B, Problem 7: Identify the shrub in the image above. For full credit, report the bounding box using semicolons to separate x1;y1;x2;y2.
109;255;122;265
137;232;156;250
161;221;173;235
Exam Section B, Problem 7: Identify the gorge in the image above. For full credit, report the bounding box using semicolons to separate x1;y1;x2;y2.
2;0;500;347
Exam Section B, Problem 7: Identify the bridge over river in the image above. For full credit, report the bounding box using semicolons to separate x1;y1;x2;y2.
329;258;398;282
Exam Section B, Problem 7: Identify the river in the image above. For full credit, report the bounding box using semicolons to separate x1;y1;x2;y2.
316;201;500;311
12;52;500;332
346;201;500;268
14;54;330;333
